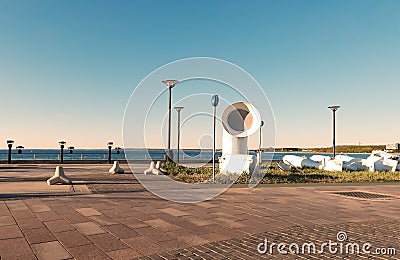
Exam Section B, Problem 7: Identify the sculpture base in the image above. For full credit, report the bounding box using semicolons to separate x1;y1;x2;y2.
219;154;257;175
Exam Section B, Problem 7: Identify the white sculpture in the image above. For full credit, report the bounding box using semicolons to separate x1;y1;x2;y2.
144;161;162;175
109;161;124;174
219;102;261;175
47;166;71;185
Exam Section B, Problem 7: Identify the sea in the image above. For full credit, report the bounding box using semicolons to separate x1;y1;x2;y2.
0;149;371;161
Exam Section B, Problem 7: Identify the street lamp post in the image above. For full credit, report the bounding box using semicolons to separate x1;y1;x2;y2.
68;146;74;154
107;141;113;164
162;80;179;162
174;106;184;163
7;140;14;164
59;141;66;164
259;121;264;164
211;95;219;182
115;147;121;154
328;105;341;157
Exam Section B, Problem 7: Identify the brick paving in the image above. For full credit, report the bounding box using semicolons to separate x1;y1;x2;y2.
0;164;400;259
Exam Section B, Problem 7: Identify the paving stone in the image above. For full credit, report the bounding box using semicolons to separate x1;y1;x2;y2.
143;219;181;231
88;233;129;252
31;241;71;260
75;207;102;217
106;248;141;259
135;226;175;242
22;228;57;244
73;221;106;235
67;244;111;260
88;215;118;226
102;224;140;239
0;237;35;259
0;225;23;239
35;211;63;222
29;204;51;213
158;208;190;217
0;215;16;227
54;230;92;248
123;236;166;256
16;217;45;230
44;219;75;233
10;209;35;220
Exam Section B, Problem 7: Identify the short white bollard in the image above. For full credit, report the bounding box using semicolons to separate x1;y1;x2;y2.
47;166;72;185
109;161;124;174
144;161;162;175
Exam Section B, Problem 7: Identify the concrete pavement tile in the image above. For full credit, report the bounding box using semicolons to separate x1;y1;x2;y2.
199;232;231;243
6;202;29;211
88;215;118;226
184;217;214;227
158;208;190;217
31;241;71;260
106;248;141;259
0;225;23;239
54;230;92;248
22;228;57;244
61;211;89;224
68;244;111;260
176;234;209;246
0;237;34;258
102;224;140;239
0;215;16;227
135;226;174;242
75;207;102;217
88;233;129;252
122;236;166;256
16;217;45;230
10;210;35;220
115;217;149;229
35;211;63;222
44;219;75;233
158;239;190;251
143;219;181;231
29;204;51;213
73;222;106;235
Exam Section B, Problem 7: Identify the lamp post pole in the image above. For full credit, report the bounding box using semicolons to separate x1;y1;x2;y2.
328;106;341;157
259;121;264;164
59;141;66;164
162;80;179;162
211;95;219;182
107;141;113;164
174;107;184;163
7;140;14;164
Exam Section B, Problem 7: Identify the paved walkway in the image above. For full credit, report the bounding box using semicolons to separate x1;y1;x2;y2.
0;165;400;259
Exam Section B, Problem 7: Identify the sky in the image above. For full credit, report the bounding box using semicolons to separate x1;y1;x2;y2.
0;0;399;149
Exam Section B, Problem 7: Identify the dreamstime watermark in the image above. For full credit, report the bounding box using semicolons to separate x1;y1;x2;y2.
257;231;397;256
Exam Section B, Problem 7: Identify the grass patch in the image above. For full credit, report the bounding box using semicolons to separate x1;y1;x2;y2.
162;162;400;184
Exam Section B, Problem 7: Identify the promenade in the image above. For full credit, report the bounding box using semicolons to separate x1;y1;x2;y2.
0;164;399;259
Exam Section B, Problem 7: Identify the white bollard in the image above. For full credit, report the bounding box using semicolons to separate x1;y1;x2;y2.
47;166;72;185
144;161;162;175
109;161;124;174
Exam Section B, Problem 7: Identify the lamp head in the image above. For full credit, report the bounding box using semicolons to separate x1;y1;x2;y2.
107;141;114;147
162;80;179;88
328;105;341;112
174;106;184;112
7;140;14;146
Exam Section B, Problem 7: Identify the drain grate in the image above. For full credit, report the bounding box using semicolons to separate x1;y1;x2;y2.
332;191;394;199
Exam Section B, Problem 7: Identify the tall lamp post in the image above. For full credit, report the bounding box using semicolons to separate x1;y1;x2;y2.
7;140;14;164
162;79;179;162
211;95;219;182
59;141;66;164
107;141;113;164
328;105;341;157
259;121;264;164
174;106;184;163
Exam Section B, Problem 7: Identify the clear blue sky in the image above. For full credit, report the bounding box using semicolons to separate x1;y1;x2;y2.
0;0;399;148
